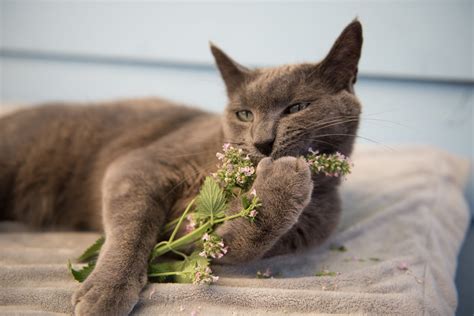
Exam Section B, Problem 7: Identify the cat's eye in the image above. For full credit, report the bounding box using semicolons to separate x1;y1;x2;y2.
286;102;310;114
236;110;254;122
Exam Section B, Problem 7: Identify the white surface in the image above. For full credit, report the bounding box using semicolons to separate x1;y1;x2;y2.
1;0;473;81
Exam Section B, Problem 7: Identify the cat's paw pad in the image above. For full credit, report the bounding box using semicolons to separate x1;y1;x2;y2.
72;272;144;316
255;156;313;209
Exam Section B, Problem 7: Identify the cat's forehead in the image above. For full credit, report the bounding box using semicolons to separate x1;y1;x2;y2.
248;65;302;93
240;64;323;109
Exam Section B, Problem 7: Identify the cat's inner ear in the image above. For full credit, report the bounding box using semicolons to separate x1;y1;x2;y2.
210;43;249;96
319;20;363;93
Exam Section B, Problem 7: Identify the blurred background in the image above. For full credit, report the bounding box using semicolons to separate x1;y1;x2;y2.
0;1;473;313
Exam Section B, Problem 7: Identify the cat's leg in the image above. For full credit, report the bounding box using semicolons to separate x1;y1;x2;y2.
215;156;313;264
72;152;171;316
264;192;341;257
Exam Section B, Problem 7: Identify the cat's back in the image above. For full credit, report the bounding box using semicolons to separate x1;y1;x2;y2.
0;97;206;163
0;98;210;228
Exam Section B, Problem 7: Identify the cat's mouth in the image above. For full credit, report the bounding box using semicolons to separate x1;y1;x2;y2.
247;144;336;165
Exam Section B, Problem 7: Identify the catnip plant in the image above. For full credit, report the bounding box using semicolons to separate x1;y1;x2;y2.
68;144;352;284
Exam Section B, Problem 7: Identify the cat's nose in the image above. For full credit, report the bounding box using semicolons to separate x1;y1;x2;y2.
254;139;275;156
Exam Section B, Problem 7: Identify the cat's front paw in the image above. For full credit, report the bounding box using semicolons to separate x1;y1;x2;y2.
72;268;146;316
255;156;313;214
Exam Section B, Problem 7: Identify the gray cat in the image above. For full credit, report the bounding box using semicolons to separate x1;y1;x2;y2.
0;20;362;315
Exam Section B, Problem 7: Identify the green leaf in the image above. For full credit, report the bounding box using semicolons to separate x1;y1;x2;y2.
329;244;347;252
195;177;227;223
241;195;250;209
315;270;338;277
148;260;185;283
68;260;95;282
77;236;105;262
148;251;209;284
175;250;209;284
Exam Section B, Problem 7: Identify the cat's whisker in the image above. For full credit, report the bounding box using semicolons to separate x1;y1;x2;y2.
291;117;360;133
288;115;360;131
282;138;341;152
305;133;395;152
289;114;410;133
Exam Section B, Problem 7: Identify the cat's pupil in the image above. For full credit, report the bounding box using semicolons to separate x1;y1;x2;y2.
287;102;310;114
236;110;254;122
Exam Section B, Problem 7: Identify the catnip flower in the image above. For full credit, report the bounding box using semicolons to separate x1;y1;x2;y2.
397;261;409;271
256;268;273;279
199;233;228;259
242;190;261;222
193;265;219;285
185;214;196;233
213;144;256;194
396;261;423;284
306;148;352;179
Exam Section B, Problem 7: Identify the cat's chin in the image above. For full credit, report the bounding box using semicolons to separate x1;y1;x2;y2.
248;153;267;165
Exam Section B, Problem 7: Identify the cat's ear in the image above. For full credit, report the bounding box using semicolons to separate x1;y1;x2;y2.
319;20;363;93
210;43;250;96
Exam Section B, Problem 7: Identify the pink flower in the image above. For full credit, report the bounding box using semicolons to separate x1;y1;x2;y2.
250;188;257;197
239;166;254;176
185;215;196;232
397;261;409;271
185;223;195;233
193;266;220;284
249;210;258;218
263;268;272;278
223;143;231;151
216;152;225;160
201;234;228;259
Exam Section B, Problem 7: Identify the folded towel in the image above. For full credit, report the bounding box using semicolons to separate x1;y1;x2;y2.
0;143;470;315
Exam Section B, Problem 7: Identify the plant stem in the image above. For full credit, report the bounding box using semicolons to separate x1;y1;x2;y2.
214;206;251;224
169;198;195;243
215;212;244;224
152;222;211;258
170;249;188;260
163;218;180;234
148;271;188;277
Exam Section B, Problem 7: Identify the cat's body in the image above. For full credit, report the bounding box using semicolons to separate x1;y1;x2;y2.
0;99;219;230
0;21;363;315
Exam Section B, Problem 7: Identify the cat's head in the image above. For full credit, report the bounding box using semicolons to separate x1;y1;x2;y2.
212;20;363;162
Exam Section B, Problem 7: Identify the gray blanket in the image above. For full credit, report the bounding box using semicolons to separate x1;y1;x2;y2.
0;145;470;315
